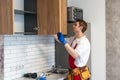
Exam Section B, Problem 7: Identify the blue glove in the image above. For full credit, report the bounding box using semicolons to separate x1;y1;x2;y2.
57;32;67;45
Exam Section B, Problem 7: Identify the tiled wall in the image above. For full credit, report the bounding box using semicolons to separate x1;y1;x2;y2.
1;0;55;80
3;35;55;80
0;35;4;80
0;35;4;73
106;0;120;80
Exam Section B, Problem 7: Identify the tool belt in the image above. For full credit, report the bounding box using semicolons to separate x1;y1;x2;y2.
67;66;91;80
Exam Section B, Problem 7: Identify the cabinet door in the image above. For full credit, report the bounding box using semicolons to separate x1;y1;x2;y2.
37;0;67;35
0;0;14;34
60;0;67;34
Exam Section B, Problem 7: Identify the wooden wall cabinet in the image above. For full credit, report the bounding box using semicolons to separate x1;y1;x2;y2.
0;0;14;34
0;0;67;35
37;0;67;35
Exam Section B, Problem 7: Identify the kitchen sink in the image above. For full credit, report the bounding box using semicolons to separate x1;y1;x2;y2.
46;69;68;74
46;69;68;80
46;73;67;80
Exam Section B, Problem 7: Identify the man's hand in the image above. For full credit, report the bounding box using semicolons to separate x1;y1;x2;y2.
57;32;67;45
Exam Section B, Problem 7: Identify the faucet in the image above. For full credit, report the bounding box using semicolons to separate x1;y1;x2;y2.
51;65;56;72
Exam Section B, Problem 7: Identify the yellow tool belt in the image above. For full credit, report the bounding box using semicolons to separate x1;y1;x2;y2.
67;66;91;80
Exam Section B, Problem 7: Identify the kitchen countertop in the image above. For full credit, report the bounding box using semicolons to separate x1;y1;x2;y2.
13;72;67;80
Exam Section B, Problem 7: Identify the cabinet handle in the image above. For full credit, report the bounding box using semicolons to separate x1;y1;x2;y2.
33;27;39;31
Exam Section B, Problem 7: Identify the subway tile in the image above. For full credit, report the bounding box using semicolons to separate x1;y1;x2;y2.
4;71;16;77
2;35;55;80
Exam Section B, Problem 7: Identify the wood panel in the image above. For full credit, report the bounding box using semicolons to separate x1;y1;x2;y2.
47;0;59;34
37;0;67;35
37;0;48;35
0;0;14;34
60;0;67;34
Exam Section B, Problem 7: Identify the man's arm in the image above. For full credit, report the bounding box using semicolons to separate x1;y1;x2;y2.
64;43;79;59
57;32;79;59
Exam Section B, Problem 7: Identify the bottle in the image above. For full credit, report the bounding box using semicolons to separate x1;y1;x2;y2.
38;72;46;80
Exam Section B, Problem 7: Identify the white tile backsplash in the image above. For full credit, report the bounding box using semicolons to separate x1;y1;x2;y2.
0;36;4;80
0;0;56;79
2;35;55;80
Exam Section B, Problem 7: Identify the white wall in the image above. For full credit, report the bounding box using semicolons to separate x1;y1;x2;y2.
68;0;106;80
14;0;24;33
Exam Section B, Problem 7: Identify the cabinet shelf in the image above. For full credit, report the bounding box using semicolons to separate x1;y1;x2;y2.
15;32;37;35
14;9;36;14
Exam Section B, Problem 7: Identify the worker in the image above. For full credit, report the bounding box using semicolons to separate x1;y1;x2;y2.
54;19;91;80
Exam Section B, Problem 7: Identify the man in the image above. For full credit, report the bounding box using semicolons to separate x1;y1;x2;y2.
54;19;90;80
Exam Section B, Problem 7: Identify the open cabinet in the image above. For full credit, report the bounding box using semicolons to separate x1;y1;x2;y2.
0;0;67;35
